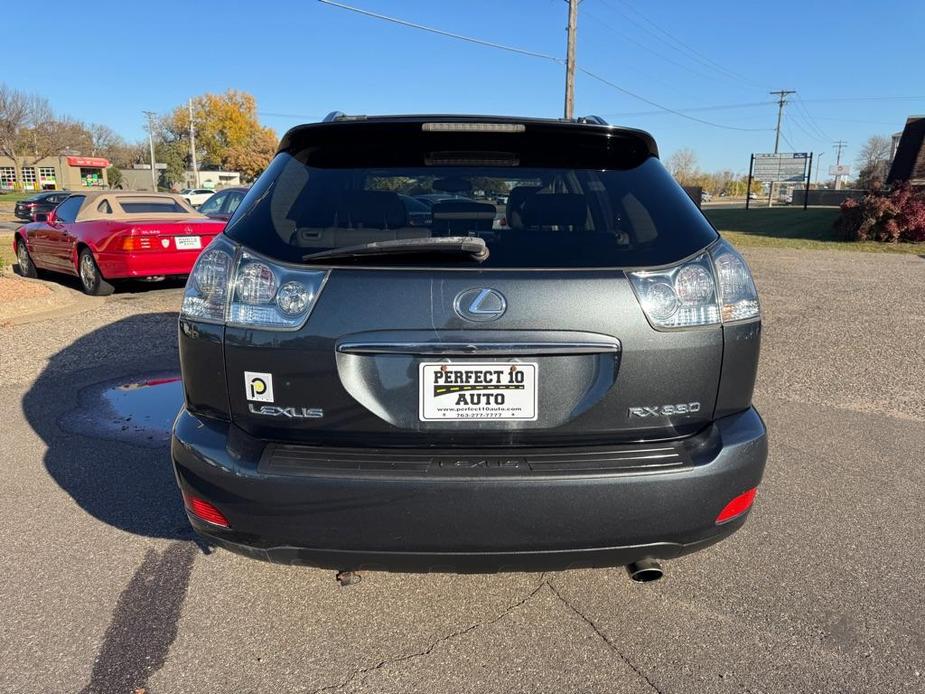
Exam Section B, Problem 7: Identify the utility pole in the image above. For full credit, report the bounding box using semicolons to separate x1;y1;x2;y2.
143;111;158;192
814;151;826;186
770;90;796;154
563;0;579;119
188;98;199;189
767;90;796;207
833;140;847;190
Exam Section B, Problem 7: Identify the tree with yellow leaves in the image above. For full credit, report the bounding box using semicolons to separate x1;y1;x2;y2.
163;90;277;182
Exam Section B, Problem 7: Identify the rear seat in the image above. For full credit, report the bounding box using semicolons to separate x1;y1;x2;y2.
294;189;429;248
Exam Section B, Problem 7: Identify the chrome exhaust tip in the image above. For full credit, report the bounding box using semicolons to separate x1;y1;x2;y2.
626;558;663;583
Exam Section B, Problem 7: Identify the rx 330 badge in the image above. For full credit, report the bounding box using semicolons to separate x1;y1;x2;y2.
244;371;274;402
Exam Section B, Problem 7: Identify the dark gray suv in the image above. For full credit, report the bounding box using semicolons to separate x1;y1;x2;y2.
172;113;767;580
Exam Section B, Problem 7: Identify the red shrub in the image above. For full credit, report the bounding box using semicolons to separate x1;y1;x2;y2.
834;183;925;243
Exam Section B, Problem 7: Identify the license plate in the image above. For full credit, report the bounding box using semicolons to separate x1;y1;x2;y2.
174;236;202;250
419;362;537;421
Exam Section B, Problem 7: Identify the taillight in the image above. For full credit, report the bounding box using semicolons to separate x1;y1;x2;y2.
121;236;155;251
715;487;757;524
184;493;230;527
180;236;327;330
629;239;759;330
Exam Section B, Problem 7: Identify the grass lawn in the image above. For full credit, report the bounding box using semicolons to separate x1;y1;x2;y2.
705;207;925;255
0;232;15;273
0;191;39;203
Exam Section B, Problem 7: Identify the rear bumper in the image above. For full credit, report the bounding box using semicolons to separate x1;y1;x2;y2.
172;407;768;572
96;249;203;279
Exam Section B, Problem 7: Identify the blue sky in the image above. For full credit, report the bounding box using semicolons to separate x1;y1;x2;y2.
5;0;924;172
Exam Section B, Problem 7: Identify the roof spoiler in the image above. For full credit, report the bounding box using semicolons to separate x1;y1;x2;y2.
576;115;608;125
281;113;657;158
325;111;609;126
323;111;367;122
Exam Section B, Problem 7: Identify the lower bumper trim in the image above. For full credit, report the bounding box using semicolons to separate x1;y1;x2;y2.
194;517;743;573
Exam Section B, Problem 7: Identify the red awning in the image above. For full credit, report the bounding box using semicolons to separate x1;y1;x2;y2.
66;156;110;168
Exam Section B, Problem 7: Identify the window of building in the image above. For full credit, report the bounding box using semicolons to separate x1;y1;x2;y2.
0;167;15;190
20;167;37;191
80;168;103;187
39;167;57;190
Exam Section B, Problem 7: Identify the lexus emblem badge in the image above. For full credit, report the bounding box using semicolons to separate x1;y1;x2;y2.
454;288;507;322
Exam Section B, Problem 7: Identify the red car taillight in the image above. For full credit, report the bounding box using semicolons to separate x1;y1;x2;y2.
182;492;230;527
715;487;758;524
121;236;155;251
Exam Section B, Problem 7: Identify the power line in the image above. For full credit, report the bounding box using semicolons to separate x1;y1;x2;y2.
598;0;766;91
259;111;325;120
318;0;773;133
583;8;735;90
792;95;832;141
601;100;776;118
800;95;925;103
780;130;797;152
812;115;900;126
317;0;562;63
579;68;774;132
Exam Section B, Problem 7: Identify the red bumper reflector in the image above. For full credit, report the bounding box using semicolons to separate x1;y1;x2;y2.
715;487;757;524
185;495;230;528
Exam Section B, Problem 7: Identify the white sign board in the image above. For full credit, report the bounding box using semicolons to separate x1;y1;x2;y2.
752;153;809;182
829;164;850;176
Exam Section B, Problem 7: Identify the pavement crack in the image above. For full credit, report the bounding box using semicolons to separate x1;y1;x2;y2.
307;573;548;693
546;580;665;694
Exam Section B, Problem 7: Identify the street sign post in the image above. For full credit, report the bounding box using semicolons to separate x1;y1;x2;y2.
745;153;811;210
753;153;810;182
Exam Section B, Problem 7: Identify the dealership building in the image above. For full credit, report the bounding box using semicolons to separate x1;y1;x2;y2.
0;154;110;191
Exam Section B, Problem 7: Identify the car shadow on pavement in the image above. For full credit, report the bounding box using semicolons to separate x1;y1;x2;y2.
22;312;207;692
22;312;195;542
11;256;187;296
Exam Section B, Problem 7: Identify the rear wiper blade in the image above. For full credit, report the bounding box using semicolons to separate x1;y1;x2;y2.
302;236;489;262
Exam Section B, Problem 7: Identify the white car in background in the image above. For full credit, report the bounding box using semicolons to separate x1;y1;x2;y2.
180;189;215;208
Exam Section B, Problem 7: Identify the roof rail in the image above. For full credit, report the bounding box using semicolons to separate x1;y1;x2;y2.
577;115;609;125
323;111;346;122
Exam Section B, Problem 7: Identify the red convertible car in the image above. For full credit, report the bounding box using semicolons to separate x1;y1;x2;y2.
13;191;227;295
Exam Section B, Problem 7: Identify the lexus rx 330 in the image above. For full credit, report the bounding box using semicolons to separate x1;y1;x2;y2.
172;113;767;577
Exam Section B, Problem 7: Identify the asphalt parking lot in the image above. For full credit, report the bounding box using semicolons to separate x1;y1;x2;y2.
1;246;923;693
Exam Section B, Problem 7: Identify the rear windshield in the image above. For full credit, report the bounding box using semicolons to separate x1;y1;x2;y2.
118;198;188;214
225;126;717;268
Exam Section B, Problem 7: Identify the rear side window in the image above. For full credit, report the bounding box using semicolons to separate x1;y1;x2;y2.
225;124;717;268
117;197;188;214
54;195;84;223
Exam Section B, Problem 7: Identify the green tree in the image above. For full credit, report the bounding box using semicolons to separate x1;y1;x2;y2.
106;166;122;189
154;141;186;189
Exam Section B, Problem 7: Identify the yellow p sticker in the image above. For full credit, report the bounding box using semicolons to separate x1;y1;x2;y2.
244;371;274;402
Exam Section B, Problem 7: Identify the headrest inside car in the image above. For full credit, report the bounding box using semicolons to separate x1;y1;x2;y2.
336;190;408;229
521;193;587;230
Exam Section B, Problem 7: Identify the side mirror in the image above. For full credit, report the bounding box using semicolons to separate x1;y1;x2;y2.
33;212;48;223
46;210;57;224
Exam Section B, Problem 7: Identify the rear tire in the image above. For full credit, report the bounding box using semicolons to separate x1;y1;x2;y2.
78;248;114;296
15;237;38;278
